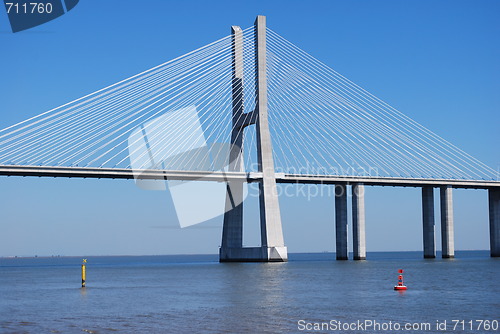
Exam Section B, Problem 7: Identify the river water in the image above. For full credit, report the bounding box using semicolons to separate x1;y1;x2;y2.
1;251;498;333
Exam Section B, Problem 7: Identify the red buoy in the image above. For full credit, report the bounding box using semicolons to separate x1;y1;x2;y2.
394;269;407;290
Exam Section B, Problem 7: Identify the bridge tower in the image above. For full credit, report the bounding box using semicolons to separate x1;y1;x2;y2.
219;16;287;262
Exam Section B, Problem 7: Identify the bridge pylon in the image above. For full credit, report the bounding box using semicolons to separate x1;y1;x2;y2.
219;16;287;262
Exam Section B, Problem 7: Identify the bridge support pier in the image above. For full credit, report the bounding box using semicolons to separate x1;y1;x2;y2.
220;178;245;258
352;183;366;260
253;15;287;262
440;185;455;258
489;188;500;257
220;16;287;263
220;25;245;261
335;184;348;260
421;186;436;258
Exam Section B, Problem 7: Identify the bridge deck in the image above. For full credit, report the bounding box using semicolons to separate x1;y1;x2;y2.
0;165;498;189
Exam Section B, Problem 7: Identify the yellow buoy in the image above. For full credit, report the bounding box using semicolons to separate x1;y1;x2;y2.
81;259;87;288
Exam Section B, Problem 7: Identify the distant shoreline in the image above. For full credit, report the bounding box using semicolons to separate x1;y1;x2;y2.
0;249;490;260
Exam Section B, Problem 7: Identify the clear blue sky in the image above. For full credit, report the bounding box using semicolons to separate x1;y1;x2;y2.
0;0;498;256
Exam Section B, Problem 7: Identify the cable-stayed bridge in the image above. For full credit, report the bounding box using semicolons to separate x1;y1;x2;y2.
0;16;498;261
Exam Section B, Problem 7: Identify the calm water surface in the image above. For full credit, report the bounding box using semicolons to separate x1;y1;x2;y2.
1;251;499;333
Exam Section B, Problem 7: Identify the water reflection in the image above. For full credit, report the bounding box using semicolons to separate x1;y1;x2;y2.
217;262;288;332
79;287;87;299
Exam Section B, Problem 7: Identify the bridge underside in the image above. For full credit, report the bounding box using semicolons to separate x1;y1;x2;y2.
0;165;498;189
1;165;499;259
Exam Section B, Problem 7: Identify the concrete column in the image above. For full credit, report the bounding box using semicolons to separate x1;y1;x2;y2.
254;15;287;262
352;183;366;260
220;16;286;262
440;185;454;258
335;184;348;260
421;186;436;258
220;26;245;260
489;188;500;257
